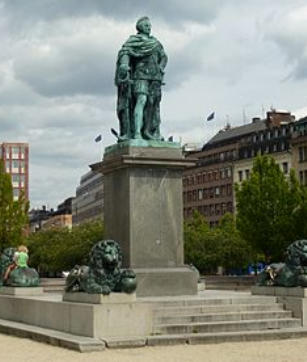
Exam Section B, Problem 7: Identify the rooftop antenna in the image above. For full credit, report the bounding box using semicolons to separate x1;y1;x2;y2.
261;104;265;119
242;108;247;125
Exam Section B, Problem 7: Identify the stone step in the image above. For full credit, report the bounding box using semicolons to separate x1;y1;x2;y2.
0;318;105;352
155;310;293;324
153;318;301;335
153;302;284;316
147;296;277;308
147;327;307;346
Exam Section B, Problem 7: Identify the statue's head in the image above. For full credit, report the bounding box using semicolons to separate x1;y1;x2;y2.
136;16;151;35
89;240;122;270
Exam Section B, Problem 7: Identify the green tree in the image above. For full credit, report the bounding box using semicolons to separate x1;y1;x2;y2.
0;160;29;250
184;211;252;274
216;213;253;271
235;155;301;261
26;221;104;273
184;211;221;273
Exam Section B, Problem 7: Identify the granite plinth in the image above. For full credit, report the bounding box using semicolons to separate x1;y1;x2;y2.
63;292;136;304
252;286;307;326
0;293;151;339
135;268;198;297
91;145;198;297
104;139;181;156
0;287;44;296
251;286;307;297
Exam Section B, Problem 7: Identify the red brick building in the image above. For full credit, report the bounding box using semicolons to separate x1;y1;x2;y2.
0;142;29;200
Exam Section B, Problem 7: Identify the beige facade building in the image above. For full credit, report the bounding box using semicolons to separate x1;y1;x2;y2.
41;214;72;230
72;170;104;225
291;116;307;186
183;110;297;225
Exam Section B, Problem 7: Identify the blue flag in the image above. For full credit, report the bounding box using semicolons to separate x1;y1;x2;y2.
95;134;102;142
207;112;215;121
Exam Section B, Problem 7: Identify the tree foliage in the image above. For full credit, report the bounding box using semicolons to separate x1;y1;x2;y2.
0;160;29;250
184;211;252;274
26;221;104;273
235;155;306;261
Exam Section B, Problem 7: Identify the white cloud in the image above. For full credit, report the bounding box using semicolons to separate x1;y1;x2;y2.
0;1;307;209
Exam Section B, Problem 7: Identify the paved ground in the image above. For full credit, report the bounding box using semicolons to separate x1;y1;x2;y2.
1;333;307;362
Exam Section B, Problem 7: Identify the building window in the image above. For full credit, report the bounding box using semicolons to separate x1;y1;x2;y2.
215;187;220;196
245;169;250;179
12;174;20;187
20;147;25;159
193;190;197;201
12;147;19;159
13;188;19;200
282;162;288;175
238;170;243;182
5;161;10;173
300;171;304;185
198;189;203;200
299;147;307;162
227;184;232;196
227;202;233;212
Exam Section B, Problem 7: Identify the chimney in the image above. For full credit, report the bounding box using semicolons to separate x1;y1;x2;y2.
266;110;295;128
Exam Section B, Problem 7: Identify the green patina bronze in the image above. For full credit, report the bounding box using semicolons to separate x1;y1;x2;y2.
0;248;39;287
104;139;181;155
65;240;137;295
115;16;167;142
257;240;307;287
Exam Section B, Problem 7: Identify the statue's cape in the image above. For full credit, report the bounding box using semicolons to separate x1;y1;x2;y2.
119;34;160;58
115;34;161;86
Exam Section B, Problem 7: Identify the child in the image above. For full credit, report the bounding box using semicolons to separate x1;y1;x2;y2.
3;245;28;282
16;245;29;268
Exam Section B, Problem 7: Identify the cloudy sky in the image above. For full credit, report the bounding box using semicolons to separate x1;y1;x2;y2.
1;0;307;209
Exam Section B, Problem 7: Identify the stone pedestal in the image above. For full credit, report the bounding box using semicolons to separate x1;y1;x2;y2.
91;141;198;296
251;286;307;326
0;287;44;296
63;292;136;304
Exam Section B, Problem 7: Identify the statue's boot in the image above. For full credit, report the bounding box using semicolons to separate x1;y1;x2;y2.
133;133;142;139
118;134;129;142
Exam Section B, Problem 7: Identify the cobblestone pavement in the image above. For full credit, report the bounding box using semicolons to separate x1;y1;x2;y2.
0;333;306;362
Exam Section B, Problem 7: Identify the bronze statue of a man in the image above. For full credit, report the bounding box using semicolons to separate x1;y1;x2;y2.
115;17;168;141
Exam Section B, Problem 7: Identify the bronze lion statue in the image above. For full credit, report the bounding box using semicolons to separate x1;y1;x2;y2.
257;240;307;287
0;247;39;287
65;240;137;294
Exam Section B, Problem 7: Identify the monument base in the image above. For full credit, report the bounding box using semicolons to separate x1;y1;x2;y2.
63;292;136;304
135;267;198;297
251;286;307;326
0;287;44;296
